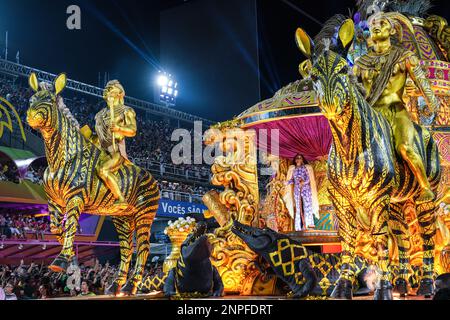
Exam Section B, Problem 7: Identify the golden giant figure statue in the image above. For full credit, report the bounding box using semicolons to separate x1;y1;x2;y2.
296;16;442;299
353;11;441;203
27;73;160;296
94;80;137;210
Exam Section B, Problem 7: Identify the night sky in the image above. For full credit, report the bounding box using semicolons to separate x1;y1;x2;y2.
0;0;448;122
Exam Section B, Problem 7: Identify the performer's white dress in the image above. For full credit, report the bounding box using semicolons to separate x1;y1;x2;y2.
285;164;320;231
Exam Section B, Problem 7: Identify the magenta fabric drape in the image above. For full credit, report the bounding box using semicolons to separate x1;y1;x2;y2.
250;116;332;162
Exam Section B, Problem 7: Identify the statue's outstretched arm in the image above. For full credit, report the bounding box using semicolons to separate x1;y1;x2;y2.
406;54;440;115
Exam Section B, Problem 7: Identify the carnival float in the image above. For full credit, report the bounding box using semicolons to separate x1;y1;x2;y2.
195;0;450;298
20;0;450;300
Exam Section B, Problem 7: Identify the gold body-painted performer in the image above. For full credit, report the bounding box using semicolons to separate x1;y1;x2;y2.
353;12;440;203
94;80;137;210
26;73;160;296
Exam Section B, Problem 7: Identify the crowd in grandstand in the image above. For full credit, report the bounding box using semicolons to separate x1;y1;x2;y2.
0;162;20;183
0;213;50;240
159;180;208;200
23;166;45;184
0;77;213;196
0;260;163;299
0;78;30;128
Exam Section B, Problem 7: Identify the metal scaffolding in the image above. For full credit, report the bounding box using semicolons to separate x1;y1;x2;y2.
0;58;214;126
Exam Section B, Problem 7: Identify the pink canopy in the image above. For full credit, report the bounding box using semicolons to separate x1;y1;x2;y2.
249;115;332;162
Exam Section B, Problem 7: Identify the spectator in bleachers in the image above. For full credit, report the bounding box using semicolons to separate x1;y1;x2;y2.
38;284;51;299
0;78;213;192
0;258;168;299
78;280;96;297
0;212;50;239
3;283;18;300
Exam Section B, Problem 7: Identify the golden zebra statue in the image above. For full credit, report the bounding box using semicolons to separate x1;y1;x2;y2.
26;72;160;295
296;20;441;300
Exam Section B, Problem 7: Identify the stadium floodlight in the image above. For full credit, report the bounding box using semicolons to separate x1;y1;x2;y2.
156;70;178;107
157;74;169;87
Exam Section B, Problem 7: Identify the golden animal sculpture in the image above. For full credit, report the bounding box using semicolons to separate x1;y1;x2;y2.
296;19;441;300
26;73;160;296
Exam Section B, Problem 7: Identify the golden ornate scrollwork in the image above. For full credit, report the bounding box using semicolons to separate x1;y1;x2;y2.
260;155;293;232
207;126;259;227
206;232;259;294
424;15;450;59
203;190;230;227
203;122;268;294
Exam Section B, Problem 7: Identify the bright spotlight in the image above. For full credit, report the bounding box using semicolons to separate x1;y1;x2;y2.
156;70;179;107
157;75;168;87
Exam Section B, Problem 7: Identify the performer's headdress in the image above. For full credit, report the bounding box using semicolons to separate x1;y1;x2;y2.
103;80;125;100
56;95;80;130
367;10;415;44
39;81;54;92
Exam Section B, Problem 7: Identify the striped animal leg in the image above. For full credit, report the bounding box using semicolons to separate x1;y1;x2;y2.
48;197;84;273
415;200;437;297
329;189;357;300
370;196;393;300
60;197;84;258
121;211;154;295
48;199;64;245
389;201;410;296
106;217;135;296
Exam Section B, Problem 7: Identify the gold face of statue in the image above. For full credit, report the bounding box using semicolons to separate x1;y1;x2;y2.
104;88;123;106
103;81;125;107
369;17;395;42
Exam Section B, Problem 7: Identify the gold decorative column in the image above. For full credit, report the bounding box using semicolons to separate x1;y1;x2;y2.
162;218;197;273
259;155;293;232
203;120;269;294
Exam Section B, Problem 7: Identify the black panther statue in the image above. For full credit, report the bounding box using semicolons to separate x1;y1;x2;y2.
232;220;373;298
433;273;450;300
163;222;224;298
